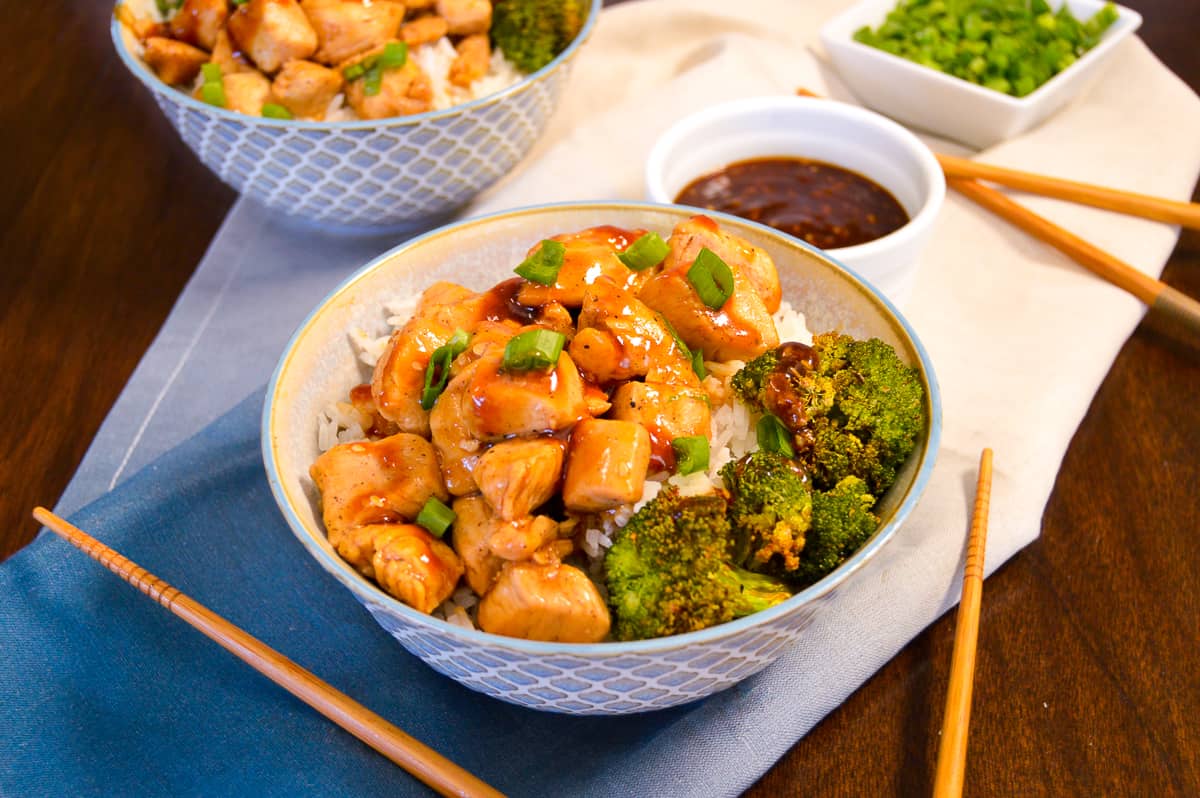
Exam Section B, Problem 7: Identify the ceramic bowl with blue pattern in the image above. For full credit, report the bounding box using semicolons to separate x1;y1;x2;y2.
263;202;942;715
111;2;602;229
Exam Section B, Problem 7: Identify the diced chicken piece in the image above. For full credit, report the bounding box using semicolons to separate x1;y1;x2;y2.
222;70;273;115
326;522;388;579
472;437;564;520
463;347;589;440
477;560;611;642
569;277;699;387
343;48;434;119
582;382;611;417
487;515;560;561
210;28;254;75
664;215;782;313
371;281;487;435
300;0;407;66
309;432;448;536
517;226;653;308
534;301;574;340
448;33;489;88
371;524;463;613
227;0;318;73
609;381;711;473
143;37;209;85
532;539;574;563
562;419;651;512
429;361;484;495
435;0;490;35
272;58;343;118
450;495;505;595
116;4;163;40
400;14;448;46
345;383;399;437
169;0;229;50
638;226;779;362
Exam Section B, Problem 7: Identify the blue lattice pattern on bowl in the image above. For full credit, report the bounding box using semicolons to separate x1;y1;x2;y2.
111;1;599;227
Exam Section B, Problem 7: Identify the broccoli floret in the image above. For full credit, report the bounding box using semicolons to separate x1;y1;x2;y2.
791;476;879;587
720;450;812;577
729;334;925;495
604;488;790;641
490;0;586;73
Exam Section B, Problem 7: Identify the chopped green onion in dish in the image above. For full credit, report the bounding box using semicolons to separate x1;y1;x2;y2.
378;41;408;69
852;0;1120;97
342;62;366;81
261;103;293;120
514;239;566;285
672;435;710;476
199;63;227;109
342;43;409;95
502;329;566;372
687;247;735;309
617;232;670;271
756;413;795;457
690;347;707;380
419;329;472;410
363;64;384;96
416;496;455;538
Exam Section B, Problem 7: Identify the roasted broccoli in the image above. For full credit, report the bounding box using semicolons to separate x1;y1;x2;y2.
720;450;812;576
490;0;587;73
604;488;790;641
792;476;879;587
730;334;925;494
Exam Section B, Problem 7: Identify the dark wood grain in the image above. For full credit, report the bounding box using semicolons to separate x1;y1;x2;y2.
3;1;1197;796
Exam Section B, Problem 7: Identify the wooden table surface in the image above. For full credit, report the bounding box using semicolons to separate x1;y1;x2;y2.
4;1;1197;795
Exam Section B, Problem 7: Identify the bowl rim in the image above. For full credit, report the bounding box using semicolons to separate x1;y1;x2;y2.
818;0;1143;111
261;200;944;655
110;0;603;130
644;95;947;261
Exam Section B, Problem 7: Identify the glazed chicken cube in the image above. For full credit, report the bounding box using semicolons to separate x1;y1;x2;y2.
448;33;489;88
561;419;650;512
309;432;448;536
169;0;229;50
210;28;254;75
568;277;699;387
477;560;611;642
221;70;273;115
143;37;209;85
429;361;485;496
326;522;388;579
371;281;487;435
638;227;779;362
435;0;491;35
664;215;782;314
272;58;343;118
608;381;711;473
342;47;434;119
472;437;565;520
450;495;505;595
516;226;654;308
400;14;448;47
227;0;318;73
371;524;464;613
487;515;561;562
463;347;589;440
300;0;407;66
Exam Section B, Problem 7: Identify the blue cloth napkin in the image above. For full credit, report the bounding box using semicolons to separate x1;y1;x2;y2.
1;388;791;798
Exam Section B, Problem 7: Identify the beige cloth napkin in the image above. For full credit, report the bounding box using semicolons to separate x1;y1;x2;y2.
469;0;1200;603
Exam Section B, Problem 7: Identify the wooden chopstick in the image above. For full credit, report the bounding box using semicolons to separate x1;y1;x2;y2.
31;507;506;798
948;177;1200;336
937;153;1200;231
932;448;994;798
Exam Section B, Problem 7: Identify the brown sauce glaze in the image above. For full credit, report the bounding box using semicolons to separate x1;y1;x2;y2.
762;342;820;455
675;157;909;250
480;277;540;324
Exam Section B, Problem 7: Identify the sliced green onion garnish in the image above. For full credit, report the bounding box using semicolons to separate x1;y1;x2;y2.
501;329;565;372
419;329;472;410
690;347;707;380
379;41;408;69
416;496;455;538
672;435;710;476
617;232;670;271
657;313;689;358
261;103;293;120
342;63;366;81
756;414;795;458
514;239;566;285
199;63;226;108
230;0;248;6
363;64;383;96
687;247;735;310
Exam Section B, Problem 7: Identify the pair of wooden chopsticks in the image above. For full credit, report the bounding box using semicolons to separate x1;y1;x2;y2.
31;507;506;798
